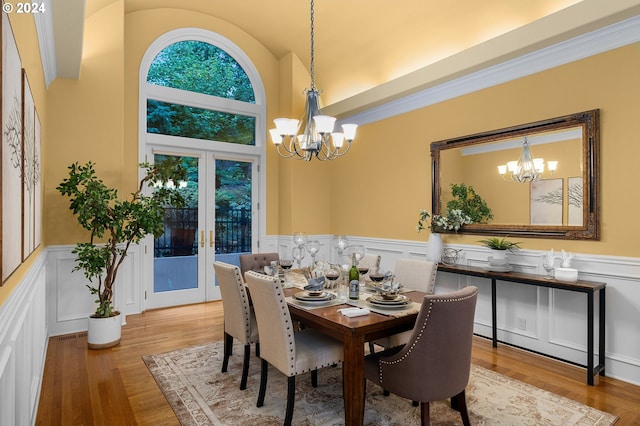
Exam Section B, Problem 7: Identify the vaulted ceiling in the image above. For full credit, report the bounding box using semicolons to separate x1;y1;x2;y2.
48;0;640;116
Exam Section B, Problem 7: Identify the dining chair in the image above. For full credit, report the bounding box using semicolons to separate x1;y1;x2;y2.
364;286;479;426
239;252;279;279
394;258;438;293
244;271;344;426
213;261;260;390
370;258;438;351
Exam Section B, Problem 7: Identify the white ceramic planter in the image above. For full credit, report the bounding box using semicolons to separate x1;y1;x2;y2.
87;313;122;349
490;249;507;260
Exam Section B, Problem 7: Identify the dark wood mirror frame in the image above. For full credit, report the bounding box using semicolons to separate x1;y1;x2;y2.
431;109;600;240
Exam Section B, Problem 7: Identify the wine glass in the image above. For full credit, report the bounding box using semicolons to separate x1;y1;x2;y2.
350;245;365;264
279;254;293;270
332;235;349;262
279;254;294;287
542;256;555;279
325;265;340;289
293;232;308;248
292;246;306;269
369;266;385;286
357;261;370;286
306;240;321;265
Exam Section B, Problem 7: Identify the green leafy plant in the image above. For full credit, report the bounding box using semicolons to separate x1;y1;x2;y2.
417;209;473;233
57;160;186;318
478;237;522;251
446;183;493;224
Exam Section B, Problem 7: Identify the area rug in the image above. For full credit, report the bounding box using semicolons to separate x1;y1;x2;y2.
142;341;617;426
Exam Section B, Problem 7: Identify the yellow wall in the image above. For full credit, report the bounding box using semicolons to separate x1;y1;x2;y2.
3;10;639;308
45;1;125;245
329;42;640;256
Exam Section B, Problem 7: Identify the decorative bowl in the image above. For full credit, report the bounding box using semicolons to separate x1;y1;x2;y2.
554;267;578;282
380;292;399;300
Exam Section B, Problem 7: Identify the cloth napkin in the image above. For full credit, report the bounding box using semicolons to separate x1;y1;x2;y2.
338;307;371;317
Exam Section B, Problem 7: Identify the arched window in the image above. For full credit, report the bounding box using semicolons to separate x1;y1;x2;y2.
139;28;265;153
146;40;257;145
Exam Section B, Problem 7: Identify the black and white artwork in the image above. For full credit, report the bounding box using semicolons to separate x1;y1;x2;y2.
22;70;36;260
530;178;563;225
567;177;584;226
2;13;23;282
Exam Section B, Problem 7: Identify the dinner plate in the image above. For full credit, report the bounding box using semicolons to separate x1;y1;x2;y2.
366;299;411;309
483;264;513;272
366;294;409;306
293;291;335;302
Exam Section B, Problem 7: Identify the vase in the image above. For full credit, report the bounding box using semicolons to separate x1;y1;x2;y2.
426;233;443;263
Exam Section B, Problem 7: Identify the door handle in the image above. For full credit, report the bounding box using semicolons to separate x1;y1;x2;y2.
200;230;204;247
209;230;213;248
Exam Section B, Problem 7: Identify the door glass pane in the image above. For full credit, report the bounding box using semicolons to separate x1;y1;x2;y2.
214;159;252;268
153;154;199;293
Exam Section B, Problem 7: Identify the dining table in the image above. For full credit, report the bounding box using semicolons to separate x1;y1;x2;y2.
284;285;425;426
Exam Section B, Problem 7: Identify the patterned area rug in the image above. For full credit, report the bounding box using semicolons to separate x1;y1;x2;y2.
143;341;617;426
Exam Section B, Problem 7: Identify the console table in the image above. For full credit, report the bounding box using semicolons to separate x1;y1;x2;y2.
438;264;606;385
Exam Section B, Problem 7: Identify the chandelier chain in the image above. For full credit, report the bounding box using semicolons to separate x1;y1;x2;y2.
309;0;315;90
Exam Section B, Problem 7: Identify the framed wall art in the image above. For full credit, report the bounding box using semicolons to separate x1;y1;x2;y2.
530;178;563;225
2;13;23;283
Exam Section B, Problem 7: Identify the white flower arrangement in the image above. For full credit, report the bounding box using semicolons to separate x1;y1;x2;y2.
417;208;473;234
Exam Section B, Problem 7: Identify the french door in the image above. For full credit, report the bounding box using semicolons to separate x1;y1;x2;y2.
143;146;258;309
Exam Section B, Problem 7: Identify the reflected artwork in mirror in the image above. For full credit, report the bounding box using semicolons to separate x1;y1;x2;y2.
431;109;599;240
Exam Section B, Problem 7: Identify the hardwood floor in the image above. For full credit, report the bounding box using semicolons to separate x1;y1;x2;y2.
36;301;639;425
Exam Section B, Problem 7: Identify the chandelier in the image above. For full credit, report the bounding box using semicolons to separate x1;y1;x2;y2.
497;137;558;182
269;0;358;161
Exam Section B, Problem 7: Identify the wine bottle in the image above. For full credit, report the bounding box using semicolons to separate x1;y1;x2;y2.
348;253;360;300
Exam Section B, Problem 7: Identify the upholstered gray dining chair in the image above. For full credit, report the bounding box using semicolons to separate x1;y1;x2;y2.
213;261;259;390
364;286;479;426
244;271;344;426
371;258;438;351
239;252;279;279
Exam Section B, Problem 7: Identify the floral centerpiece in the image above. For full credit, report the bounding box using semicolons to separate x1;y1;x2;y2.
417;209;473;233
417;209;472;263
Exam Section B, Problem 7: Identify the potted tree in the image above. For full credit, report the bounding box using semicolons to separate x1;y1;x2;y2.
57;159;186;349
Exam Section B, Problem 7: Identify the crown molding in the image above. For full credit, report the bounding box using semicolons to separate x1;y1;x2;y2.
341;15;640;127
34;0;56;87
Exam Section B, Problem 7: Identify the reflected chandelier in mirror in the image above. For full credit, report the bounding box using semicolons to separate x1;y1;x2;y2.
431;110;600;240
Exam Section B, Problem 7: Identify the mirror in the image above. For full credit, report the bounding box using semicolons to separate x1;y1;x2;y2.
431;109;599;240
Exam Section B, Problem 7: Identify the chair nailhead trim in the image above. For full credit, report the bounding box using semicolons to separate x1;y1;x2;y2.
378;289;478;383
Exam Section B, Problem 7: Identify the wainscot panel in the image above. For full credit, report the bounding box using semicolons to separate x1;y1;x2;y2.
0;251;47;426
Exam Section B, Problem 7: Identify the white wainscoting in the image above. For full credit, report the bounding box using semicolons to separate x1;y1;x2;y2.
268;235;640;386
45;237;640;387
0;251;48;426
46;245;137;337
